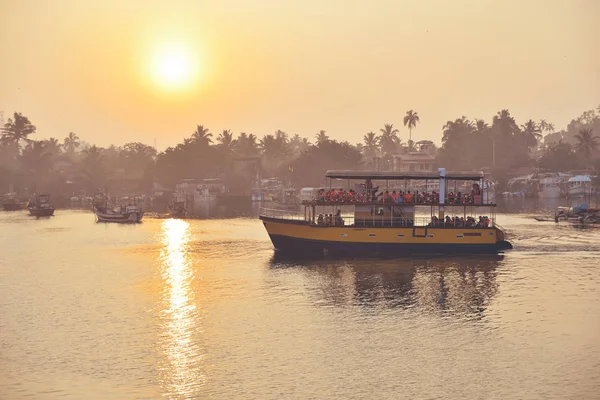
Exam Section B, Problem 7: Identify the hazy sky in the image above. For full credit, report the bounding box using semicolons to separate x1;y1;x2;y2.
1;0;598;149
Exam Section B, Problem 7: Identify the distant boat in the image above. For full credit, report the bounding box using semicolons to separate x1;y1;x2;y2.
2;194;26;211
27;194;55;217
567;175;592;198
94;204;144;223
168;200;186;218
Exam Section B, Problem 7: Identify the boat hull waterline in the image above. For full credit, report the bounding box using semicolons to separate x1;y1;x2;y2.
261;217;512;255
3;203;25;211
28;208;55;217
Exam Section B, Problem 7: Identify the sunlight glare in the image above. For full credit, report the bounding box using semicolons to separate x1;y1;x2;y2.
158;218;205;397
149;42;200;92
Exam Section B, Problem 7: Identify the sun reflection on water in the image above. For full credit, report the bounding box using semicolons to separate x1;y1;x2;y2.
158;219;204;398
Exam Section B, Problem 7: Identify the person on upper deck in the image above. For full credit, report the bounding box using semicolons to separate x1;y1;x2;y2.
405;191;413;203
383;190;390;203
396;191;403;203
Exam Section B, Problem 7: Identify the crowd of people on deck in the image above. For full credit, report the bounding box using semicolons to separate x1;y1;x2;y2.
429;215;491;228
313;180;483;205
316;210;344;226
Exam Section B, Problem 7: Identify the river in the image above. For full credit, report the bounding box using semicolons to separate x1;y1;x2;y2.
1;205;599;399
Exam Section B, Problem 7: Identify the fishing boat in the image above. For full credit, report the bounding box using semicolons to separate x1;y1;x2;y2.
93;201;144;223
27;194;55;217
2;193;26;211
259;169;512;255
567;175;592;198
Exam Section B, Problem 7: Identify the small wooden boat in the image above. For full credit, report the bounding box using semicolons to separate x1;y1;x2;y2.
3;198;26;211
94;204;144;223
27;195;55;217
2;192;28;211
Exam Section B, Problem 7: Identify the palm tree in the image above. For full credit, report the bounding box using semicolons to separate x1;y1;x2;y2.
492;109;520;137
20;141;53;191
539;119;548;133
79;145;109;191
379;124;400;155
442;116;473;143
520;119;542;148
191;125;213;145
475;119;489;133
247;134;259;153
315;130;330;146
0;112;36;156
362;131;379;159
546;123;555;133
236;132;259;156
274;130;288;144
217;129;237;155
581;110;596;124
403;110;420;141
574;128;599;168
43;138;62;157
258;134;289;175
289;134;310;155
63;132;80;155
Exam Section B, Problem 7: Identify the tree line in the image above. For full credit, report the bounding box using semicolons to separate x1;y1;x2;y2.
1;106;599;198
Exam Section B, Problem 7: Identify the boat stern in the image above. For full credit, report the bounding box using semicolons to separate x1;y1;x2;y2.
494;225;512;250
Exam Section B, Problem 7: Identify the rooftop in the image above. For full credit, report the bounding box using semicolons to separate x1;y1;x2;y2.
325;170;484;181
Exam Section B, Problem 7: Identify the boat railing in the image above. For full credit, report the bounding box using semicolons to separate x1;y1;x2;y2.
302;199;496;207
314;216;496;228
259;208;308;221
260;208;496;228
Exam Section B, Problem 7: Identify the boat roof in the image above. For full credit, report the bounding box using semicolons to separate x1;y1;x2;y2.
568;175;591;182
325;170;484;181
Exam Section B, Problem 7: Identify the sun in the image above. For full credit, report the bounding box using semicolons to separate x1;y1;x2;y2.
148;43;200;92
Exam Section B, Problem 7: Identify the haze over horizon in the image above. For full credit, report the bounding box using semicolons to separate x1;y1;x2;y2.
1;0;598;150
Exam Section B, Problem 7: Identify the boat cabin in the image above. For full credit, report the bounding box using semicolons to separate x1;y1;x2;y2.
286;169;497;228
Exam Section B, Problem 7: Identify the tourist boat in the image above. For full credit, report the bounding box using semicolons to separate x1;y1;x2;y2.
2;193;26;211
27;194;55;217
567;175;592;198
259;169;512;255
93;203;144;223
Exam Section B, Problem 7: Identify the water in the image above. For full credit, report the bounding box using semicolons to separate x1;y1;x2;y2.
1;208;599;399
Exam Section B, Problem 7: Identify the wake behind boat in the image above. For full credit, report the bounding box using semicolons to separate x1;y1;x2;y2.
94;204;144;223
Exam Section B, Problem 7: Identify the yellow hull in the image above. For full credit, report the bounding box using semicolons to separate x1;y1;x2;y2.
260;217;511;254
